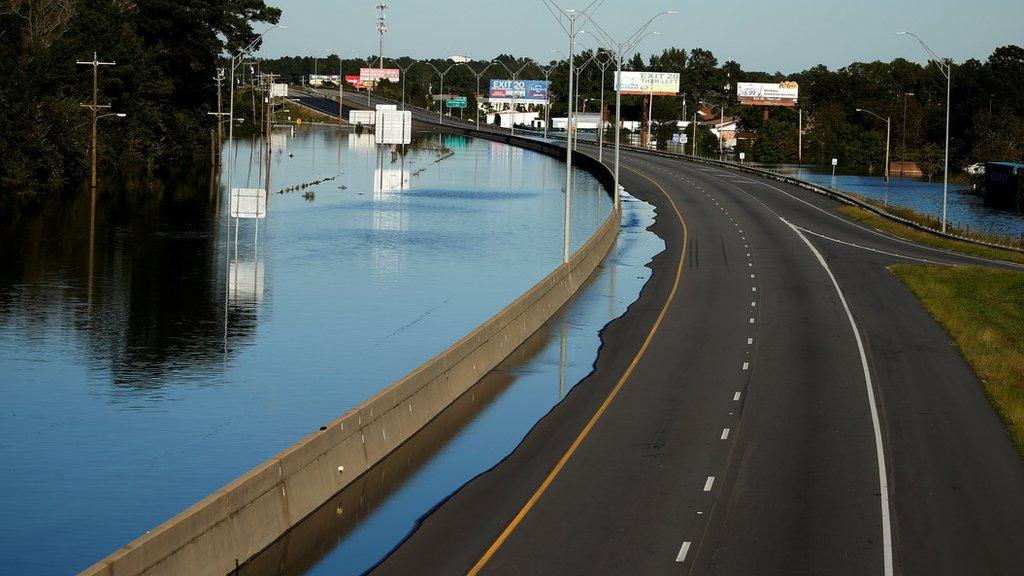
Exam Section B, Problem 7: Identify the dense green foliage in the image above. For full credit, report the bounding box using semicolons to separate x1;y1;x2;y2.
0;0;280;195
261;44;1024;174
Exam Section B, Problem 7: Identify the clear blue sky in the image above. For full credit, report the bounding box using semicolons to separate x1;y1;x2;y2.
259;0;1022;73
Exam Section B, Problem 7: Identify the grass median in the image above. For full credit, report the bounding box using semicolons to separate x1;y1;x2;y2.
837;204;1024;265
891;264;1024;453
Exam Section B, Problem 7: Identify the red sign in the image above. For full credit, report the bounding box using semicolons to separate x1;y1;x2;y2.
345;75;366;89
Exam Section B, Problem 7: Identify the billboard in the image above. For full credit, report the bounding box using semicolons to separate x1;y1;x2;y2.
360;68;400;83
308;74;339;86
614;71;680;96
344;75;366;89
737;81;799;107
488;79;549;104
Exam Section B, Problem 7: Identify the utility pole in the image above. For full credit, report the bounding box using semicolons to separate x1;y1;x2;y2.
77;52;116;190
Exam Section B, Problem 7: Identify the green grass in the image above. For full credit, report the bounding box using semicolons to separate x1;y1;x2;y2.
892;265;1024;454
837;204;1024;265
848;194;1024;250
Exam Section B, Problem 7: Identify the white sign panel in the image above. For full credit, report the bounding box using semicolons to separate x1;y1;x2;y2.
230;188;267;219
375;110;412;145
360;68;400;83
614;71;680;96
737;81;799;107
270;83;289;98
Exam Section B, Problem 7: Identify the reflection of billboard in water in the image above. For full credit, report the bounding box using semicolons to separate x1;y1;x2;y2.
737;82;799;107
229;260;265;307
373;168;410;192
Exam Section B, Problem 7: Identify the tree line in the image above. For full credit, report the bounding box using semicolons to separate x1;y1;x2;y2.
0;0;281;197
262;44;1023;177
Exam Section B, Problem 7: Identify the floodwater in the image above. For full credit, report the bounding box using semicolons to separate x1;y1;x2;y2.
0;127;660;574
754;163;1024;238
240;190;660;576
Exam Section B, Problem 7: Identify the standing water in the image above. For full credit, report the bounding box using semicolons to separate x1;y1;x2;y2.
0;127;645;573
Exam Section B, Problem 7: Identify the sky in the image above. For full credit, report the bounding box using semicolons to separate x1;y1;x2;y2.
258;0;1023;74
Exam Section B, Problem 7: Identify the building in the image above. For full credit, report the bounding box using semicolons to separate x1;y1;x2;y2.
984;162;1024;210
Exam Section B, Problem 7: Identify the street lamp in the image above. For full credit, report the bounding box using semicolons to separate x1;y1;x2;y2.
586;11;675;210
421;61;458;125
898;31;951;233
460;60;497;130
856;107;892;181
387;57;418;111
542;0;605;264
534;59;562;139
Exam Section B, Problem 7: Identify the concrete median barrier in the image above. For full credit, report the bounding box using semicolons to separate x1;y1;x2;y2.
81;135;620;576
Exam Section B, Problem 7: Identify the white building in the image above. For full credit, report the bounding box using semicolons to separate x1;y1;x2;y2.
486;111;540;129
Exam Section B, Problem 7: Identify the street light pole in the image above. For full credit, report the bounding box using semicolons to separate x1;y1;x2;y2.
857;108;892;181
376;2;388;69
901;92;914;172
460;60;495;131
422;61;458;125
495;58;532;136
898;31;951;233
587;13;674;209
77;52;116;190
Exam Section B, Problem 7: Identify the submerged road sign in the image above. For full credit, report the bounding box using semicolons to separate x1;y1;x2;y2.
230;188;268;219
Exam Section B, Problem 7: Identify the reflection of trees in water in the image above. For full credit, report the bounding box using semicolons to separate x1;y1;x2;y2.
0;170;259;395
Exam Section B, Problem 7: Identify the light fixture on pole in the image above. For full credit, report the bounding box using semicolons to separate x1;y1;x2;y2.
856;107;891;181
534;58;561;139
387;57;418;111
421;61;458;125
586;12;674;210
460;60;497;131
376;3;388;69
898;31;951;233
77;52;117;190
542;0;606;264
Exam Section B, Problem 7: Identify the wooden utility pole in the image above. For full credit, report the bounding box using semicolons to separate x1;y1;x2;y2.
77;52;116;190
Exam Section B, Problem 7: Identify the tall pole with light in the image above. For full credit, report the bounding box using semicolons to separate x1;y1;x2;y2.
898;31;951;232
460;60;496;130
77;53;120;190
422;61;458;125
376;3;388;69
542;0;605;264
588;12;674;209
857;107;891;181
387;58;418;111
534;59;561;139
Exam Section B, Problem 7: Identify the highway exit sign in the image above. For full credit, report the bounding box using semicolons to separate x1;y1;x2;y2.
446;96;468;109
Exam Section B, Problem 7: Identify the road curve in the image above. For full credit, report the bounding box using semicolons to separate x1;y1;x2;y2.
360;136;1024;575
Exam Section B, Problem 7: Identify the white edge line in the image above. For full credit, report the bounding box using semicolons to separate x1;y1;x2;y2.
781;216;894;576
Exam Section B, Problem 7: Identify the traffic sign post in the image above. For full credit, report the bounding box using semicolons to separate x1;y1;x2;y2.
446;96;467;109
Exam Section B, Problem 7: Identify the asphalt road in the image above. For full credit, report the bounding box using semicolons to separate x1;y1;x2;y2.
366;141;1024;574
286;92;1024;574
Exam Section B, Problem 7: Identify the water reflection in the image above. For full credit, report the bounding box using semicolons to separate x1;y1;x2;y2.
0;126;615;574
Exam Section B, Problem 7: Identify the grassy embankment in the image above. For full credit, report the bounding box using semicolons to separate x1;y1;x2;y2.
892;265;1024;454
837;203;1024;265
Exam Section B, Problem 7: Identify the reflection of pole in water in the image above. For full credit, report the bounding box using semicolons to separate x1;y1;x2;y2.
87;187;96;318
559;318;569;400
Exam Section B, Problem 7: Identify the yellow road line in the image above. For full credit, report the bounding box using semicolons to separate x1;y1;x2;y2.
466;165;690;575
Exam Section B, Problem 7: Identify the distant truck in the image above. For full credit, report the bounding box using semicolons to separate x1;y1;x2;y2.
983;162;1024;211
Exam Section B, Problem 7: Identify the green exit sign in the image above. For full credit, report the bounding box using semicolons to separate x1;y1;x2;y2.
446;96;468;108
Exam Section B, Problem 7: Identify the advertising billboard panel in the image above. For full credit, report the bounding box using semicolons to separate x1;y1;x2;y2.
737;81;799;106
613;71;680;95
308;74;340;86
488;79;549;103
359;68;400;83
